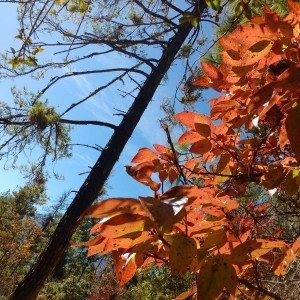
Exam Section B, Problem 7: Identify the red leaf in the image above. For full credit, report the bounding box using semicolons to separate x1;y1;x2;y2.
276;64;300;91
190;139;212;155
192;75;211;88
178;130;201;144
286;103;300;161
175;111;197;129
168;167;179;183
287;0;300;14
201;61;223;80
131;148;158;163
194;114;211;138
153;144;172;156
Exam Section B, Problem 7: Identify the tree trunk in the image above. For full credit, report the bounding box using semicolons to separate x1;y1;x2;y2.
11;2;206;299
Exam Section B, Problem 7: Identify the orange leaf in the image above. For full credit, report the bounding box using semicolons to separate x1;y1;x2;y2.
229;239;286;265
212;195;239;211
158;169;168;182
276;64;300;91
168;233;197;275
293;237;300;254
192;75;211;88
85;198;144;219
90;232;155;259
216;154;231;174
175;286;197;300
114;252;137;285
139;195;189;230
190;139;212;155
128;162;161;191
283;170;300;196
201;206;226;218
168;167;179;183
190;220;227;236
160;185;198;201
279;120;290;150
197;255;237;300
81;234;105;247
288;0;300;14
153;144;172;157
249;82;275;112
201;61;223;80
87;237;133;256
220;23;273;53
175;111;197;129
274;237;300;276
99;214;150;238
274;248;295;276
238;40;273;66
194;114;211;138
178;130;201;144
184;158;201;178
261;164;286;189
200;228;227;251
131;147;158;163
286;103;300;161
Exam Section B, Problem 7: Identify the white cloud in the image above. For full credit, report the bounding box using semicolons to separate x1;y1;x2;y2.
73;151;94;166
137;101;165;145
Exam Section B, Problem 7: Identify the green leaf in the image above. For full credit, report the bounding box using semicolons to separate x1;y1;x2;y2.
190;17;199;28
25;57;38;66
179;13;199;28
235;2;252;19
205;0;222;11
55;0;68;5
31;47;44;55
9;57;22;69
67;0;89;13
68;4;78;12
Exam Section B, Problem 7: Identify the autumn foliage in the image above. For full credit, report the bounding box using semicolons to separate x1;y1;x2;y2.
83;2;300;299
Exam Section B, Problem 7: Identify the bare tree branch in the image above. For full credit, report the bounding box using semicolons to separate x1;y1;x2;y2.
11;2;206;298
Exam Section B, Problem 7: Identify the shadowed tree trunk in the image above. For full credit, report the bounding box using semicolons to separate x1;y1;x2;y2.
11;1;207;298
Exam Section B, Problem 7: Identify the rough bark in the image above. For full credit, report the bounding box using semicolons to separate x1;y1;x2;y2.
11;2;206;299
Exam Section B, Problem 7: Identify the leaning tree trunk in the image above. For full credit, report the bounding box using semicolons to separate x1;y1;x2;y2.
11;2;206;299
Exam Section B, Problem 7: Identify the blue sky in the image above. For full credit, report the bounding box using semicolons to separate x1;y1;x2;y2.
0;3;215;209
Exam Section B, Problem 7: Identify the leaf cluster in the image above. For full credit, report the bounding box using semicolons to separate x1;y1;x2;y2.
82;2;300;299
